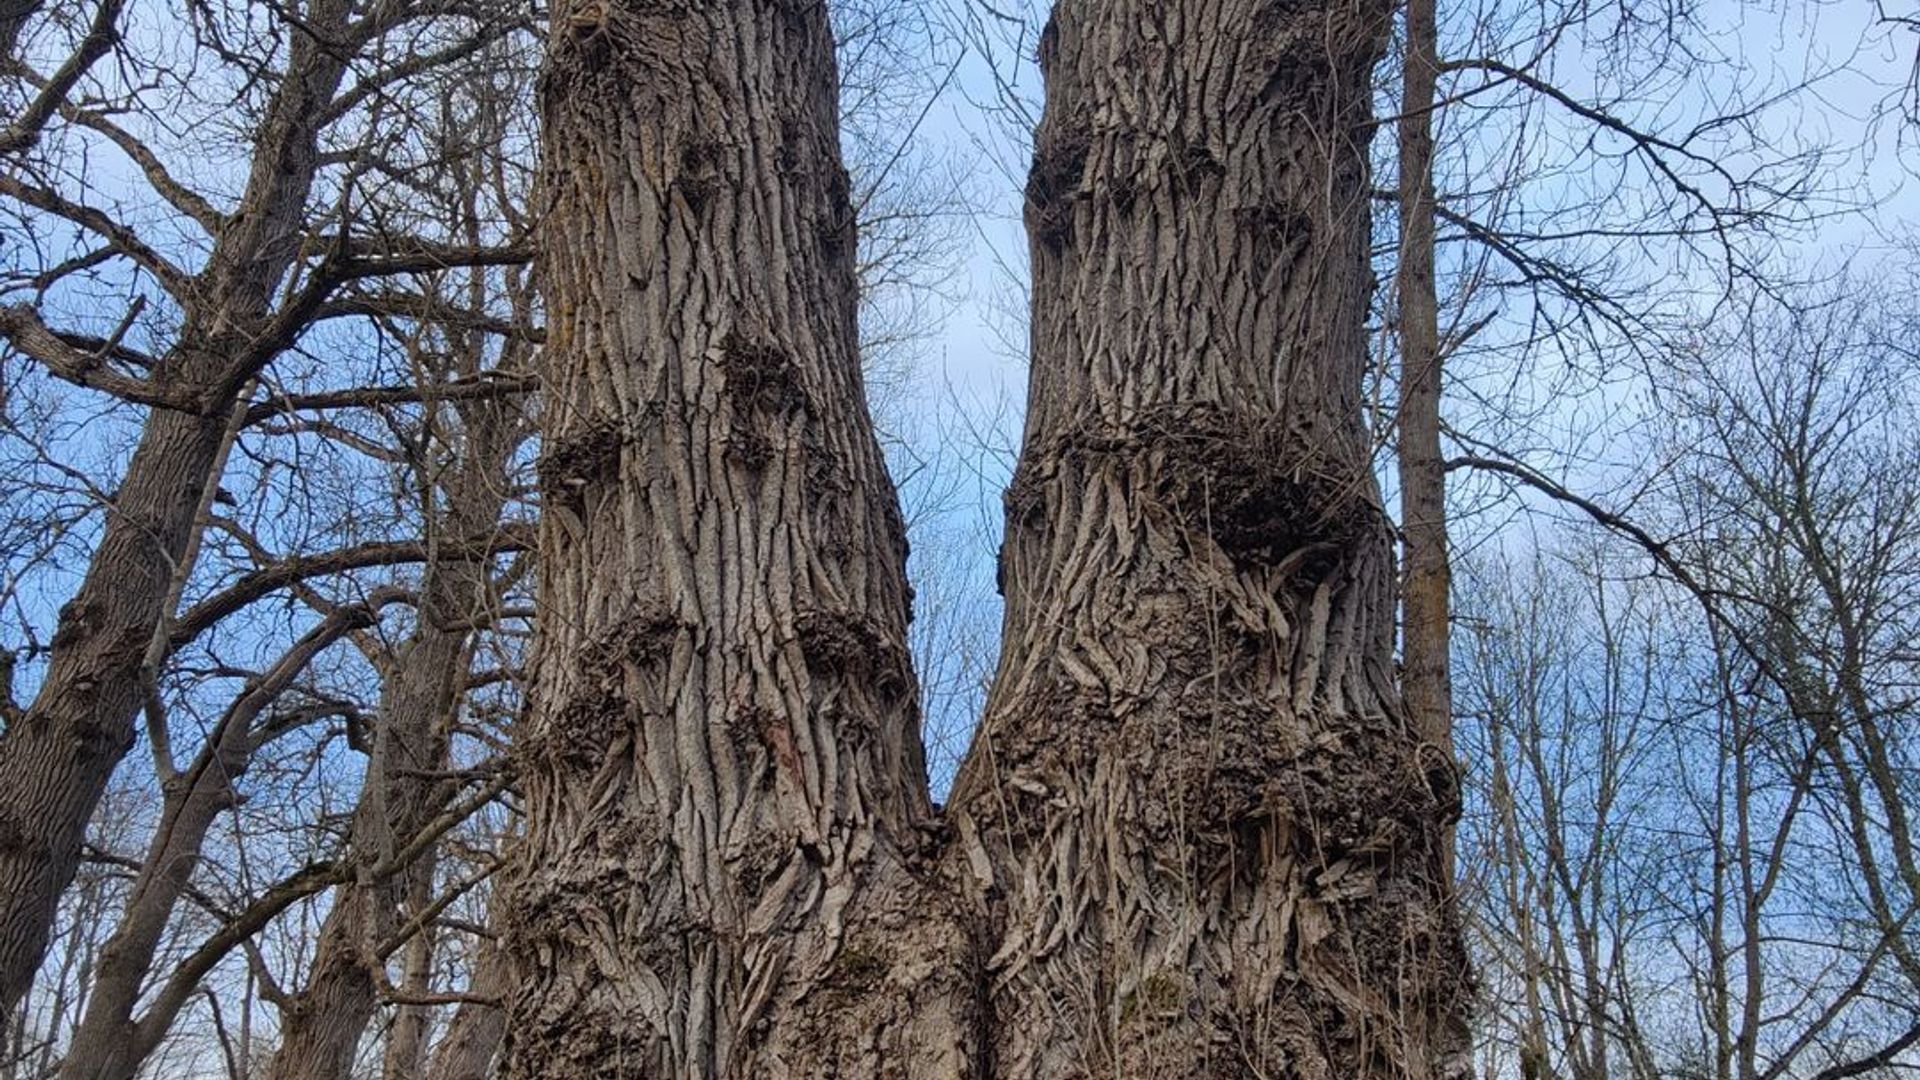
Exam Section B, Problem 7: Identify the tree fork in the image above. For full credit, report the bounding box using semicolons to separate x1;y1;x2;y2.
505;0;1472;1074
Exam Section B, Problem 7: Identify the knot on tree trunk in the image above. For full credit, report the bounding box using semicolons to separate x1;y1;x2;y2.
1005;402;1378;571
535;419;624;508
793;607;912;707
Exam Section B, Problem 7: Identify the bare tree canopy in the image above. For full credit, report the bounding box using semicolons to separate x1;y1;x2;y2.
0;0;1914;1074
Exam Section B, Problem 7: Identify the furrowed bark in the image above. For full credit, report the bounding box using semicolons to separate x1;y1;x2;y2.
503;0;1471;1075
0;0;358;1023
498;1;976;1074
943;0;1474;1073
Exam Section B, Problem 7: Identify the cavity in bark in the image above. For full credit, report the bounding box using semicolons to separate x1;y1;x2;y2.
1026;121;1091;251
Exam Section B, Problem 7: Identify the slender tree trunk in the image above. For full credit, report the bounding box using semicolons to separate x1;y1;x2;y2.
258;621;462;1080
56;602;382;1080
381;886;437;1080
0;404;230;1030
0;0;355;1024
499;1;975;1074
941;0;1472;1071
422;937;508;1080
265;401;517;1080
1396;0;1455;773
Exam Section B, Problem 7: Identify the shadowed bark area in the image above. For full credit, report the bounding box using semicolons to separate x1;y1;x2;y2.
943;0;1474;1073
498;0;978;1074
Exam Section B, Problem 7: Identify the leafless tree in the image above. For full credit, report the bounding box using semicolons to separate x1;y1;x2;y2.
1455;271;1920;1080
0;0;535;1059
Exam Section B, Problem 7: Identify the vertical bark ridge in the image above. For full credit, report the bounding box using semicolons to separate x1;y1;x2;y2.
500;1;977;1074
945;0;1473;1074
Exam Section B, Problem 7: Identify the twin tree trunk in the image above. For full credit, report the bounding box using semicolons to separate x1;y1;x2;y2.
503;0;1469;1075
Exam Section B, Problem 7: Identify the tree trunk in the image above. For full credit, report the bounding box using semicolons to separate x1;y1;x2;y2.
503;0;1471;1075
940;0;1472;1073
423;938;508;1080
56;601;384;1080
254;608;462;1080
381;887;437;1080
0;404;230;1028
498;2;975;1074
1396;0;1455;766
0;0;355;1025
265;398;518;1080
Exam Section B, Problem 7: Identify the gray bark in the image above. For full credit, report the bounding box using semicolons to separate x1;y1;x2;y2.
1397;0;1455;763
498;0;973;1074
941;0;1472;1072
502;0;1472;1075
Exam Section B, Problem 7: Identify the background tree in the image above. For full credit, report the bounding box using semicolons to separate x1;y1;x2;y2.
0;0;533;1034
1454;270;1920;1079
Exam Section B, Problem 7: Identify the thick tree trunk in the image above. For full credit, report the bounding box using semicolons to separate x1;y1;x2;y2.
504;0;1470;1075
498;2;975;1075
0;0;354;1024
945;0;1472;1073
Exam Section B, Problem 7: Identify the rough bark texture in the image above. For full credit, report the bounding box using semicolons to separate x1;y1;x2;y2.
498;1;975;1074
503;0;1471;1075
0;0;356;1023
946;0;1472;1073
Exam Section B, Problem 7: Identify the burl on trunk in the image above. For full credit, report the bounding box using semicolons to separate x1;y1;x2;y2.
502;0;1470;1076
